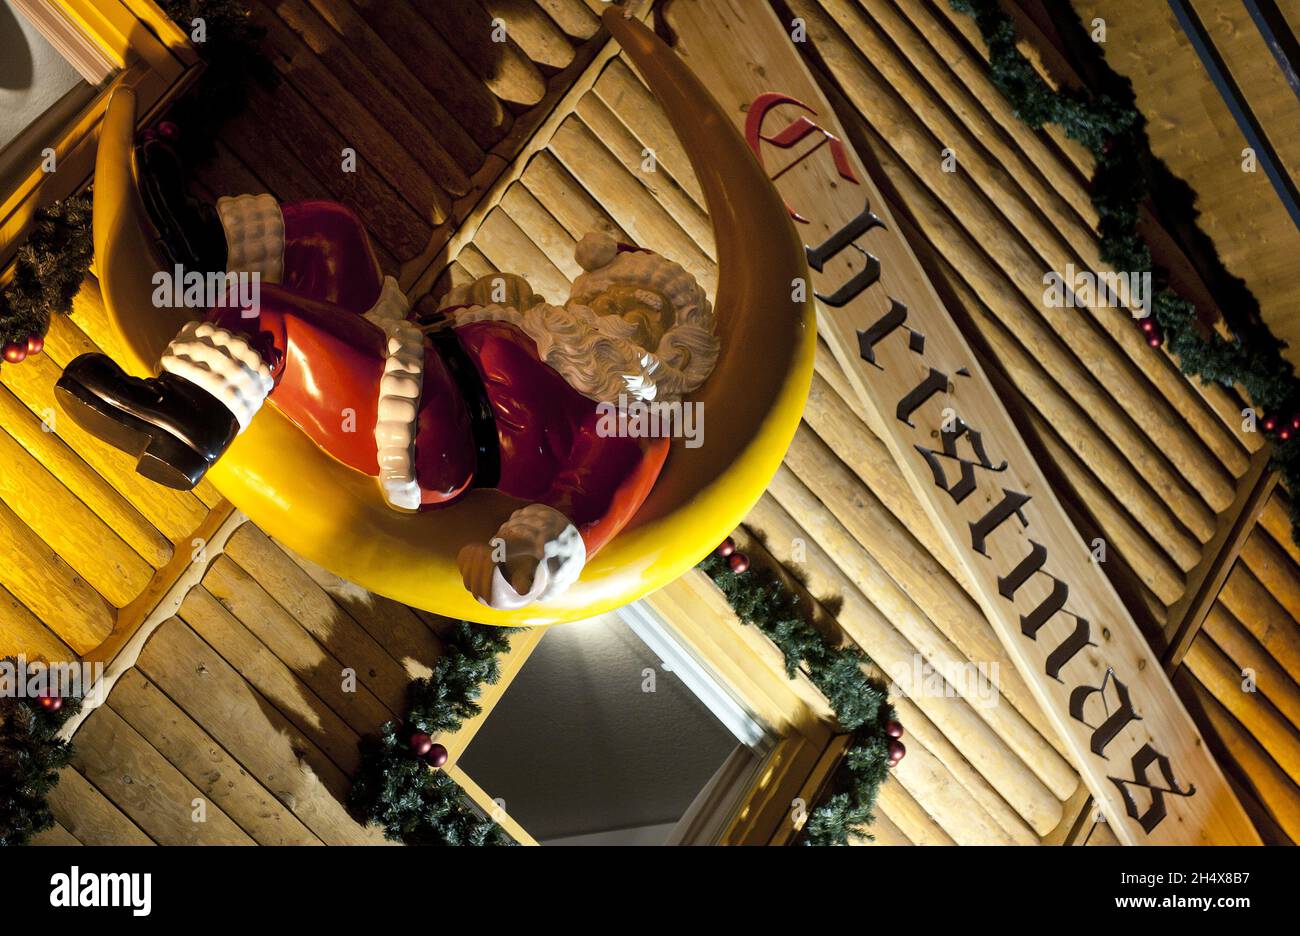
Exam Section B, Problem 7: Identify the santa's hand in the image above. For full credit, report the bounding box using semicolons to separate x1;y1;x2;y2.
457;504;586;610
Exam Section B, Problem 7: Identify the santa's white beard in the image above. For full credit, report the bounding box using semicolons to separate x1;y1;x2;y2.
452;302;717;405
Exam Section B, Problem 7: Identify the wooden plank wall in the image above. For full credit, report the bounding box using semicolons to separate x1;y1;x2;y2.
12;0;1297;845
1177;488;1300;844
37;522;473;845
221;0;609;282
1074;0;1300;369
33;519;542;845
0;278;223;661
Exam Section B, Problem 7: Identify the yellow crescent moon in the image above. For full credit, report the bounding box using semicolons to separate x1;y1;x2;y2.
94;11;815;625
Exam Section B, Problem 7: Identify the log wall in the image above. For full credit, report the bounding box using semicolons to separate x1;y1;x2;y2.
10;0;1298;845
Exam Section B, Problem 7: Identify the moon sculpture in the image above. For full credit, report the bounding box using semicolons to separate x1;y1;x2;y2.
93;9;815;625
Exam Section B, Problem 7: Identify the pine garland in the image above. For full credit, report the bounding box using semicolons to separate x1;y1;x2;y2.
950;0;1300;544
0;660;83;847
0;196;92;347
349;622;517;846
698;552;895;845
153;0;275;167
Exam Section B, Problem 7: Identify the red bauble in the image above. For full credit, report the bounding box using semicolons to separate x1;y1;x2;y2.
1140;320;1153;333
887;738;906;765
25;334;43;356
715;536;735;558
157;121;180;140
407;731;433;756
1263;416;1277;432
885;719;904;739
3;342;26;364
425;743;449;768
728;552;749;573
1147;336;1162;348
37;695;62;712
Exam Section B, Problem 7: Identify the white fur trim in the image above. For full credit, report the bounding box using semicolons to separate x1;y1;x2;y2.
159;321;273;432
436;282;475;312
216;194;284;284
366;281;424;511
363;276;411;326
474;504;585;609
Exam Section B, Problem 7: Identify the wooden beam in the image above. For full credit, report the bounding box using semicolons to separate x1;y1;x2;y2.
1168;0;1300;232
1164;450;1280;672
1244;0;1300;101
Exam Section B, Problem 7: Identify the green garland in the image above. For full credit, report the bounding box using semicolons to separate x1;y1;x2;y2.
698;552;895;846
0;660;83;847
0;1;267;349
950;0;1300;544
349;622;517;846
153;0;275;167
0;196;92;347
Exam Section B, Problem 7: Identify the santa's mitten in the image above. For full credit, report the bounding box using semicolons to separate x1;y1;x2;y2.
458;504;586;609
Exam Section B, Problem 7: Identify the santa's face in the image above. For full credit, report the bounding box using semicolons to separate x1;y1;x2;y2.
587;283;675;349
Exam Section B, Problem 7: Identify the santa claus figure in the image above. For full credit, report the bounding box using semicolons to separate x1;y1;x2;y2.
57;179;719;610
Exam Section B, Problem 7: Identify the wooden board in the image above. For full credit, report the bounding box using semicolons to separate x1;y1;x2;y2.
666;0;1257;844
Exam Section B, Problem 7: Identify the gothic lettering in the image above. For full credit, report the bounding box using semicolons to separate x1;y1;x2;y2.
745;92;860;222
998;541;1095;679
857;298;924;368
1109;743;1196;834
969;488;1031;556
915;419;1008;503
806;201;887;307
1070;668;1141;758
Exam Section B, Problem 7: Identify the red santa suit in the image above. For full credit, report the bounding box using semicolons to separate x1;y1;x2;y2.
161;197;686;606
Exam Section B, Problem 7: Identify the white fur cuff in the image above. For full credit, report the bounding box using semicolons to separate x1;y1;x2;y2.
365;279;424;511
363;276;411;327
160;321;274;432
216;194;284;284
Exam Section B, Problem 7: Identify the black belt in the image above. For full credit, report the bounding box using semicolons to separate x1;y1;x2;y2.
429;327;501;489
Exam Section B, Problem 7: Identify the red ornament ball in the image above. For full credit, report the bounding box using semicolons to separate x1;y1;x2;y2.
1147;335;1162;348
1140;320;1153;333
25;334;43;356
727;552;750;573
3;342;26;364
425;743;449;768
407;731;433;756
37;695;62;712
715;536;735;558
157;121;180;140
885;719;904;739
887;738;906;765
1263;416;1277;432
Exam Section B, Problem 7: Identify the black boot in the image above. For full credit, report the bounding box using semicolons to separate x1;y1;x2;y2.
55;353;239;490
136;136;228;273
